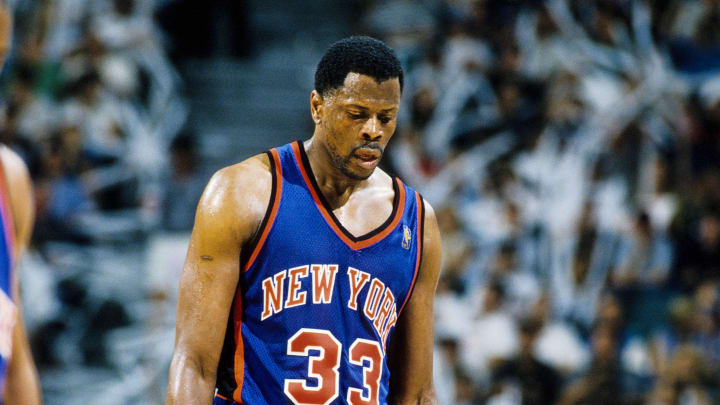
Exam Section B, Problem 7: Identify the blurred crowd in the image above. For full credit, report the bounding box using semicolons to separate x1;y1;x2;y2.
3;0;189;244
4;0;720;404
0;0;194;400
358;0;720;404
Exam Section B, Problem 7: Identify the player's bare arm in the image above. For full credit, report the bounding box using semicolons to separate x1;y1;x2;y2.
165;154;272;405
387;200;441;405
1;146;42;405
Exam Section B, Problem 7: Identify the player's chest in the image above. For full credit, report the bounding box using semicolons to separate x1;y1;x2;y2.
328;193;394;239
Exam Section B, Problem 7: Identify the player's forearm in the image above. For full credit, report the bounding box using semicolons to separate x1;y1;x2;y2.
165;352;217;405
3;366;41;405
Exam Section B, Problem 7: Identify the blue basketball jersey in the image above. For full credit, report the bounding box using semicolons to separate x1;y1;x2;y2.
0;158;16;401
214;141;425;405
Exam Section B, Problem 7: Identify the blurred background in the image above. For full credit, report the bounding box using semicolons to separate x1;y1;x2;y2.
2;0;720;404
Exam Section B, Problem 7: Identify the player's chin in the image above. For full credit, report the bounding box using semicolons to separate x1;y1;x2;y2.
341;163;374;181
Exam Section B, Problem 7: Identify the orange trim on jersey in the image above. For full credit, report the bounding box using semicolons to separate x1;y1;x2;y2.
215;392;229;401
291;141;406;250
242;148;283;272
398;192;424;315
0;157;16;268
231;291;245;402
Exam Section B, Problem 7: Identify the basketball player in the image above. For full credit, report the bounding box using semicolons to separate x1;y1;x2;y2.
166;36;441;404
0;1;43;403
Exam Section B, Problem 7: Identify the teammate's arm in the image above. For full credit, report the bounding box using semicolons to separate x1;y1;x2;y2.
165;156;271;405
1;146;42;405
387;200;441;405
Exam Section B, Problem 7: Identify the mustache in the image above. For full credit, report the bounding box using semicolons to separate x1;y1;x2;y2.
351;143;384;155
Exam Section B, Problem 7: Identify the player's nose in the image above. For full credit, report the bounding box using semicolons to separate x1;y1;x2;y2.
361;116;381;141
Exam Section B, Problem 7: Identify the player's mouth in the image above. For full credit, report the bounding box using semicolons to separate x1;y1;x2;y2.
353;148;382;169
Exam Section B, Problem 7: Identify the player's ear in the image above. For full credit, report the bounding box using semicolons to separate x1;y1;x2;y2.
310;90;324;125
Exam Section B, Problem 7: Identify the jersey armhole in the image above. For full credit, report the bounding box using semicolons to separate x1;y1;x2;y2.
241;149;283;272
397;192;425;316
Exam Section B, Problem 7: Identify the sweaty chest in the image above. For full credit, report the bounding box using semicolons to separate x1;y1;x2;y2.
330;190;394;239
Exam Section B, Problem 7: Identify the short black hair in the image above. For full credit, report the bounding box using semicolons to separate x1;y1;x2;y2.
314;36;403;97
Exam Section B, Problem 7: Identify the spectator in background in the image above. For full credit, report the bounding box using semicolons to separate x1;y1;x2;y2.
487;241;541;318
91;0;155;53
433;337;459;405
551;201;619;334
460;280;518;389
532;292;589;375
673;203;720;292
33;131;94;243
144;131;206;335
161;132;205;232
612;211;673;335
434;205;474;343
0;101;40;175
671;0;720;45
637;156;678;233
61;70;125;164
647;345;714;405
648;293;720;381
558;322;626;405
5;66;55;144
454;371;479;405
484;317;562;405
689;281;720;367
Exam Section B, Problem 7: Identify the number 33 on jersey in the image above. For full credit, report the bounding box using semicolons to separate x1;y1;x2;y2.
213;142;425;404
285;329;381;405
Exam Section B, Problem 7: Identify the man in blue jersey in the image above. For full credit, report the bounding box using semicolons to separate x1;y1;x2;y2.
0;0;43;403
167;36;441;404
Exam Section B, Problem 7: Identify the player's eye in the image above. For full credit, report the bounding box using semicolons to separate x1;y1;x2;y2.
378;115;392;124
347;112;365;120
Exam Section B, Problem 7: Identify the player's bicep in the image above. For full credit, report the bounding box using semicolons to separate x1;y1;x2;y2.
172;170;258;374
388;201;441;403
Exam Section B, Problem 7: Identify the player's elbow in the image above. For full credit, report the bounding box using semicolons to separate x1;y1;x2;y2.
166;350;219;405
166;348;218;400
170;349;217;382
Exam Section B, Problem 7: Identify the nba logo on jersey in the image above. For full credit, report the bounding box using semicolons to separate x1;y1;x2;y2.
402;225;412;250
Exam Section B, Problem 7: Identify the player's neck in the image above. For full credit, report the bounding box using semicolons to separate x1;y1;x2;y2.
304;139;364;210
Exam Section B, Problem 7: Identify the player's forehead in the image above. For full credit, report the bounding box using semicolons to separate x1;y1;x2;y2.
330;72;401;109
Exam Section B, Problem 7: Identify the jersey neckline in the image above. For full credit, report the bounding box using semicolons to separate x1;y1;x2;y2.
291;140;405;250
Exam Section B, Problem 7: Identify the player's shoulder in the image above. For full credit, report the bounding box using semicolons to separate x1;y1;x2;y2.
0;145;31;187
197;153;273;233
211;153;272;190
0;145;32;209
